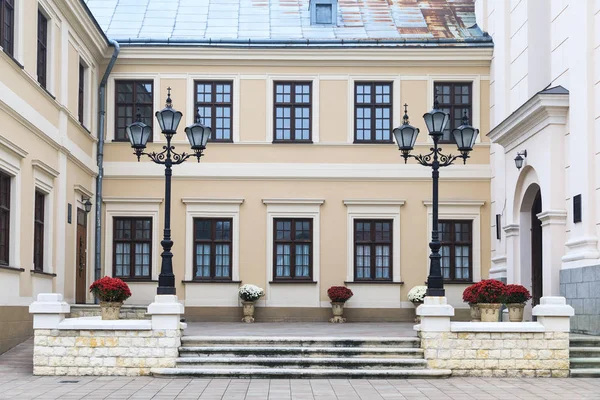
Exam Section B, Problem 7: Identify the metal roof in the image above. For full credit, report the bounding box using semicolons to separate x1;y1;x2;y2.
84;0;491;47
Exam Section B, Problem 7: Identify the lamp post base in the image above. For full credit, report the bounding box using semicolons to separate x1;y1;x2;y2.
157;286;176;295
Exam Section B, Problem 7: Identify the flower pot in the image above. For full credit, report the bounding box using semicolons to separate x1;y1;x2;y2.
100;302;122;320
469;304;481;322
329;301;346;323
478;303;502;322
507;303;525;322
412;301;423;323
242;301;256;323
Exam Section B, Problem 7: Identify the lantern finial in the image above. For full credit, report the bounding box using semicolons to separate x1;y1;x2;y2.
462;110;469;126
403;103;409;124
166;87;173;108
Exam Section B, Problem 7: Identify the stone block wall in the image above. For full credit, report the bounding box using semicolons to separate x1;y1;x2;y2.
419;331;570;378
69;306;148;320
32;328;180;376
560;265;600;335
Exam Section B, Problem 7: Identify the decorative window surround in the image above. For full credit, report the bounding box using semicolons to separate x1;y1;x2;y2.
343;199;404;308
347;76;400;144
423;200;484;283
103;197;162;283
263;199;323;307
0;136;24;270
32;160;58;275
266;76;320;143
106;73;161;142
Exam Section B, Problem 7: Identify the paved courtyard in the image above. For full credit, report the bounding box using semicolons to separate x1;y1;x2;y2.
1;339;600;400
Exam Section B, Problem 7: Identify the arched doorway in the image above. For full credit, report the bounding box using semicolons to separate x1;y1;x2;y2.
530;190;543;306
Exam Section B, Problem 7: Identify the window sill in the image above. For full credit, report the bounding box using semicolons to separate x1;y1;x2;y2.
40;84;56;100
345;281;404;285
0;265;24;273
269;280;317;284
272;140;314;144
183;280;241;284
424;281;474;285
1;49;24;69
352;141;395;145
30;270;57;278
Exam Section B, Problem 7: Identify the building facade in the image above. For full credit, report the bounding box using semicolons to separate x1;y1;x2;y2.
0;0;493;352
477;0;600;333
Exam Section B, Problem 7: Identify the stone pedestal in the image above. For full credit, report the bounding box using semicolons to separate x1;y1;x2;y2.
416;296;454;332
147;295;185;330
532;296;575;332
29;293;70;329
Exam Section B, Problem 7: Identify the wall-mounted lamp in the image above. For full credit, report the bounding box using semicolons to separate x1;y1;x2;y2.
514;150;527;170
82;196;92;214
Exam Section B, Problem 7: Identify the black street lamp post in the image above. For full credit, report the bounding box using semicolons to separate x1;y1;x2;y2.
393;103;479;297
126;88;211;295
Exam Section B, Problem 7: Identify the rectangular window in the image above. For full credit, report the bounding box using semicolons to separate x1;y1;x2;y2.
273;82;312;142
434;82;472;143
354;82;393;143
0;171;10;265
37;10;48;88
194;81;233;142
439;220;472;282
113;217;152;279
273;218;312;280
115;80;153;141
33;191;45;271
0;0;15;57
193;218;233;280
354;219;392;281
78;62;85;125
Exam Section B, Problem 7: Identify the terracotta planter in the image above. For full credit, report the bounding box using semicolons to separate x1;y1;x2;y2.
507;303;525;322
478;303;502;322
329;301;346;323
100;302;122;320
469;304;481;322
241;301;256;323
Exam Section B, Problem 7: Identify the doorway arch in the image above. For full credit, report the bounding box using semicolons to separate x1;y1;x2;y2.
518;183;543;308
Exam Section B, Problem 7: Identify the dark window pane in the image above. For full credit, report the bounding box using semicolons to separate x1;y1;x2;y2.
434;82;472;143
354;82;392;143
439;220;472;281
195;81;234;142
193;218;233;280
274;218;312;280
354;219;393;281
273;82;312;142
115;81;153;141
113;217;152;278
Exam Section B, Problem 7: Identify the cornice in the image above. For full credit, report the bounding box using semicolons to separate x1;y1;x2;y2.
262;198;325;205
181;198;245;205
343;199;406;206
488;93;569;150
103;197;164;204
422;200;485;207
57;0;108;60
32;160;60;178
0;136;27;159
74;184;93;198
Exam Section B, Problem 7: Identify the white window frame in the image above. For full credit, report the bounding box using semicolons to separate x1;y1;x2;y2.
103;197;162;280
181;198;243;281
36;1;58;95
347;75;401;144
343;200;404;283
32;160;58;274
266;76;320;143
0;137;25;269
427;75;481;144
186;74;241;143
106;74;161;142
423;200;485;282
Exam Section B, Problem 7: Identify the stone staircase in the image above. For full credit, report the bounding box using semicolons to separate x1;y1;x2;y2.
151;336;451;378
570;335;600;378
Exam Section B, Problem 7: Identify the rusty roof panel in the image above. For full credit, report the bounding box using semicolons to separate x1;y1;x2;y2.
85;0;489;46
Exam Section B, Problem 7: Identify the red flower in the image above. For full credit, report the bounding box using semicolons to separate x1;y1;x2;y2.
463;279;506;304
327;286;353;303
462;284;479;304
503;284;531;304
90;276;132;303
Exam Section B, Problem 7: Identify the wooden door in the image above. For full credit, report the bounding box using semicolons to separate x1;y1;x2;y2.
75;208;88;304
531;190;543;307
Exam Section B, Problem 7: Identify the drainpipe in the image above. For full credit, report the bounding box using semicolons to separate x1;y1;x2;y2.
95;39;120;285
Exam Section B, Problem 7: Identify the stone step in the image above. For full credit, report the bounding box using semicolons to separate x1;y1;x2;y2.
569;368;600;378
569;358;600;369
178;346;424;359
151;367;451;379
180;336;420;348
570;336;600;348
175;356;428;369
569;347;600;358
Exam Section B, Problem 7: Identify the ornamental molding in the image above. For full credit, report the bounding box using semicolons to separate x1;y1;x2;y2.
181;198;244;205
262;198;325;205
32;160;60;178
103;197;163;204
0;136;27;159
488;92;569;151
73;184;93;198
422;200;485;207
537;210;567;226
503;224;520;237
343;199;405;206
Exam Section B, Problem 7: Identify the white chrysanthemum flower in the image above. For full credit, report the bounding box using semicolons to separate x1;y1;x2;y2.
407;286;428;303
238;284;265;302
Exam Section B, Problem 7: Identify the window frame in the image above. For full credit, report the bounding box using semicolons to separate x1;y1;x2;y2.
272;217;313;281
0;0;15;57
438;219;473;282
112;216;153;280
0;171;10;266
192;217;233;281
114;80;154;142
272;81;313;143
78;62;85;125
433;82;473;144
353;219;393;281
193;80;234;143
354;81;394;144
36;9;48;89
33;190;45;272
